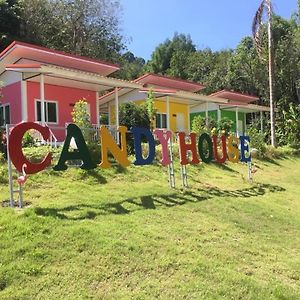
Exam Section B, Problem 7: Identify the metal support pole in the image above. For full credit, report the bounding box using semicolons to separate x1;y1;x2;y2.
168;137;175;188
6;125;14;207
180;164;188;188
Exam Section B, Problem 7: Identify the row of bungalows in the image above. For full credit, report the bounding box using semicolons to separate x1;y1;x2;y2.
0;41;270;143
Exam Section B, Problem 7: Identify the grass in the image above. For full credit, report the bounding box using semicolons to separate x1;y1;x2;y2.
0;153;299;299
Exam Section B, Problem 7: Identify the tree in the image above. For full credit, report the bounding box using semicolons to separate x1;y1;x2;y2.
253;0;276;147
145;33;196;74
0;0;20;50
1;0;125;63
116;51;145;80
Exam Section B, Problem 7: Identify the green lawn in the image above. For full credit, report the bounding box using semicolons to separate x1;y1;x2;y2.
0;155;299;299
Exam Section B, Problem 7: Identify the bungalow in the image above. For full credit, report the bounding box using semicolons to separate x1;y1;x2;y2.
190;90;271;136
98;73;228;133
0;41;142;141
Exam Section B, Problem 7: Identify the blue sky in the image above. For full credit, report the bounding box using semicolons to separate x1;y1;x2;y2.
120;0;298;60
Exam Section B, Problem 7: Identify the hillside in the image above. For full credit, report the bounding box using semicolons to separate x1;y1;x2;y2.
0;156;299;299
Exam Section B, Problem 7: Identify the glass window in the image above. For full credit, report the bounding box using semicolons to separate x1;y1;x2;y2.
36;100;58;123
156;113;167;129
0;105;10;126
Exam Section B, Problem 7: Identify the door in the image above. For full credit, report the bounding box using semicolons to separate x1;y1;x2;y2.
176;113;185;132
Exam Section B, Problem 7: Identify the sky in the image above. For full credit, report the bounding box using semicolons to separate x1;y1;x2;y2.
120;0;298;61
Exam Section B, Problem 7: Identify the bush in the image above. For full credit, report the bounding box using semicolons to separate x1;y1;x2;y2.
217;118;234;136
22;131;35;147
247;126;266;158
71;99;93;143
119;102;150;153
191;115;216;134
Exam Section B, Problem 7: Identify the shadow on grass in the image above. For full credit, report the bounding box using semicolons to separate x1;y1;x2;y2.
212;162;239;174
33;183;286;220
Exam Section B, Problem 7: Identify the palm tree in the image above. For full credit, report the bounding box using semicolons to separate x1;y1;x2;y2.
252;0;276;147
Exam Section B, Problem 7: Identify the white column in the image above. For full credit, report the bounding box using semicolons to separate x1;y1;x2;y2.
40;74;45;125
244;113;247;135
260;110;263;133
96;91;100;126
217;106;221;122
166;95;170;130
115;87;119;127
115;87;119;143
205;102;209;127
21;78;28;122
235;107;239;137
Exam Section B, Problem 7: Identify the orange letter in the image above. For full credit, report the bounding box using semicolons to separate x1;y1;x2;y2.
227;135;240;163
99;126;130;168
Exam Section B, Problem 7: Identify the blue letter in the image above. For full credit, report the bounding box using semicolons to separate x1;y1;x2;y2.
239;136;251;162
131;127;156;165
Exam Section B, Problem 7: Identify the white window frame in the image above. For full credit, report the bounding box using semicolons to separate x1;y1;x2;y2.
35;99;59;125
0;103;11;125
156;113;167;129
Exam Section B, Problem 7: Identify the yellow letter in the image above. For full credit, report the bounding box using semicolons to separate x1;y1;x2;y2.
99;126;131;168
227;135;240;163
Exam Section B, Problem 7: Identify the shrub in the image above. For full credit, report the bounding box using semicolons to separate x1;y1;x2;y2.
71;99;93;143
22;131;35;147
191;115;216;134
119;102;150;152
217;118;234;136
247;126;266;158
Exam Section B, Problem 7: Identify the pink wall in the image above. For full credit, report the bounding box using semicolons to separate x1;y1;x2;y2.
2;81;22;124
27;82;97;141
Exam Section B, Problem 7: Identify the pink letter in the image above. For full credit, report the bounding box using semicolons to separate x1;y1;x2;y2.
154;129;173;166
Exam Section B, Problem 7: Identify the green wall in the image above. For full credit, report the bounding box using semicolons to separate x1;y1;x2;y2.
190;110;245;133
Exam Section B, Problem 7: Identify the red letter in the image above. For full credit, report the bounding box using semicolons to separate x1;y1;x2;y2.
178;132;200;165
9;122;52;174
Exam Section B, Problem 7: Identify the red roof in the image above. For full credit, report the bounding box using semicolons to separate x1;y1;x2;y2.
0;41;119;76
134;73;205;92
209;90;259;103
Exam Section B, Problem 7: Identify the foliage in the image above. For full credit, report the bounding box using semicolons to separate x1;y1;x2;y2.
191;115;217;135
277;102;300;147
119;102;150;152
145;33;196;74
71;99;93;143
216;118;234;136
146;89;157;131
0;0;125;63
22;131;35;147
247;125;267;158
116;51;145;80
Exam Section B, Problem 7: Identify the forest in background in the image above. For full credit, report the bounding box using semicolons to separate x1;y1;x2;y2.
0;0;300;146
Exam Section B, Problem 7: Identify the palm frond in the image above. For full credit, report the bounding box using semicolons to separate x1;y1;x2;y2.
252;0;272;60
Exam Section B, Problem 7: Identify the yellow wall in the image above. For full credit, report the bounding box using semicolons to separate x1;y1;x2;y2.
109;96;189;132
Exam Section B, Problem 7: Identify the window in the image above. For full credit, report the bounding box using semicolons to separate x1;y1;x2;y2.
156;113;167;129
36;100;58;123
0;104;10;126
